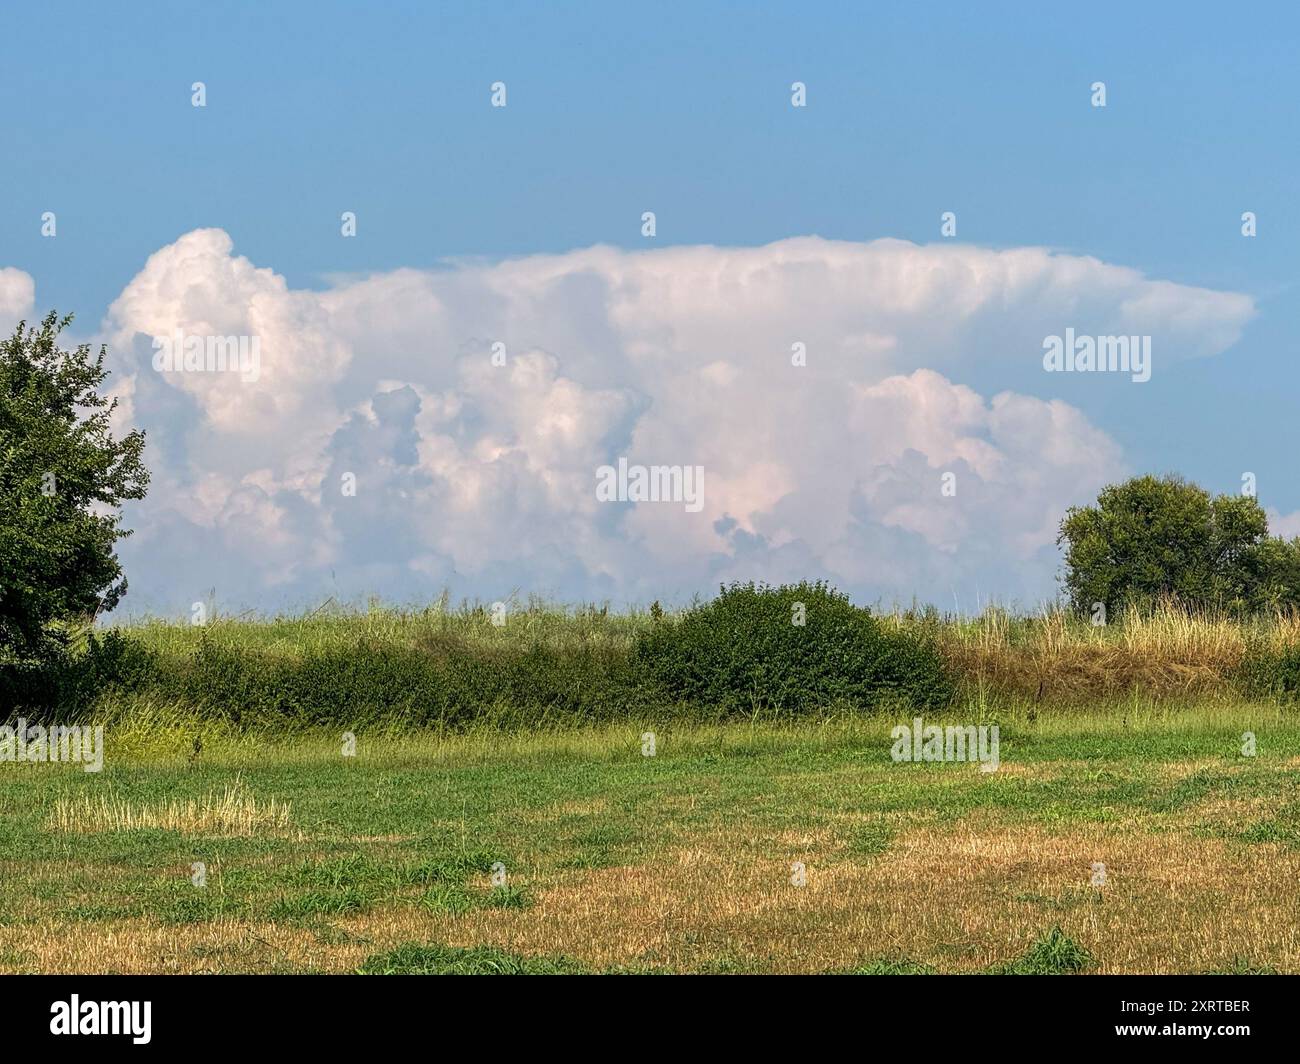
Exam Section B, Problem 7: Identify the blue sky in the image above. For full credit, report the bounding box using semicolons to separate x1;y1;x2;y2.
2;1;1296;613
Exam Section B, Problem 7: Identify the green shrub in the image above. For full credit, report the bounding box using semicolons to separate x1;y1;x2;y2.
1235;639;1300;701
0;630;157;718
146;635;651;729
634;581;953;713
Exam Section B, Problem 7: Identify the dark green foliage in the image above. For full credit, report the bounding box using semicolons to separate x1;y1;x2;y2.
0;630;156;717
1236;640;1300;701
1246;535;1300;612
0;313;148;661
1059;474;1300;614
634;581;953;712
0;621;649;726
155;634;652;729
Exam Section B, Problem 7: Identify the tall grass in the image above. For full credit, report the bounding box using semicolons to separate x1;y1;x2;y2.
7;595;1300;728
126;596;647;658
901;601;1300;704
46;776;294;835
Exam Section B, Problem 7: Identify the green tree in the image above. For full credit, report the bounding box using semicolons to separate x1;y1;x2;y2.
1245;534;1300;612
1057;474;1297;614
0;312;148;660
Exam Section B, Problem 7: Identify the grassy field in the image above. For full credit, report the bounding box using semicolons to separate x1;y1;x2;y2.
3;704;1299;974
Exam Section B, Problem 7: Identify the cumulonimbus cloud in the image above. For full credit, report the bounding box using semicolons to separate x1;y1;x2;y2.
46;229;1256;614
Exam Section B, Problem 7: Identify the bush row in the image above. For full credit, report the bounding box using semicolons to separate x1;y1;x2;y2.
0;582;955;726
10;582;1300;727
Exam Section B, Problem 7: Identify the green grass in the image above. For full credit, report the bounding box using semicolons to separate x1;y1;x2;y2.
989;927;1094;974
846;822;893;858
2;707;1298;973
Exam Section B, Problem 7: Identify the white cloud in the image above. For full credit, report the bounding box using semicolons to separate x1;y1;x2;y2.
79;230;1256;614
106;228;350;440
1267;508;1300;541
0;267;36;334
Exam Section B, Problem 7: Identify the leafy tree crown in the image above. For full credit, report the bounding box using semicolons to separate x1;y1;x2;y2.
0;312;148;659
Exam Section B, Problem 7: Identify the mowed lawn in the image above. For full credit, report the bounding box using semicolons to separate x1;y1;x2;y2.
2;707;1300;974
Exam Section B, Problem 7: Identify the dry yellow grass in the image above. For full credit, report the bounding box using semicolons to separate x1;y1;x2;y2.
932;602;1300;702
7;817;1298;974
45;777;294;837
354;823;1300;974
